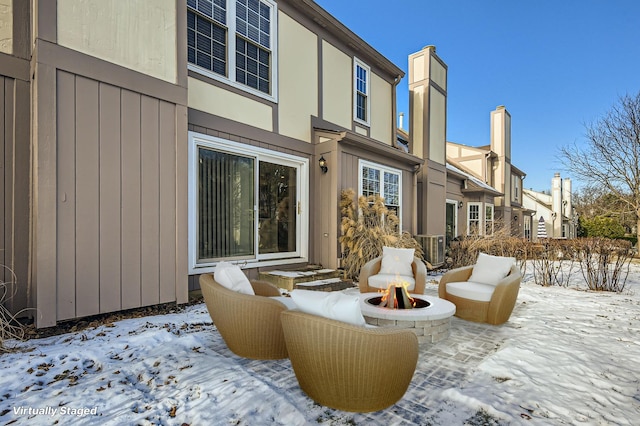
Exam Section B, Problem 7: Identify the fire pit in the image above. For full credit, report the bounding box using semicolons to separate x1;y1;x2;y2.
357;291;456;344
366;295;431;309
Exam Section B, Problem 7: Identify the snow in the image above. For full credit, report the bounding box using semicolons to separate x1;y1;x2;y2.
2;262;640;425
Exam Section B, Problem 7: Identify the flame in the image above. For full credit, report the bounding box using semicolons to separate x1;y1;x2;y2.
378;277;416;309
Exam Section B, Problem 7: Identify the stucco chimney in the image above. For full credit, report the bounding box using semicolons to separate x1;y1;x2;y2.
408;45;447;235
490;105;512;208
398;112;404;131
552;173;562;237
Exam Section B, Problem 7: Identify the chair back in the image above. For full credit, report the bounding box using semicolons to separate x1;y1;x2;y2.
200;274;288;359
280;310;418;412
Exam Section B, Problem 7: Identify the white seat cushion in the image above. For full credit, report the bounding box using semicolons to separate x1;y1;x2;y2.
379;246;415;277
290;289;366;326
368;274;416;291
270;296;297;310
446;281;495;302
469;253;515;286
214;262;254;295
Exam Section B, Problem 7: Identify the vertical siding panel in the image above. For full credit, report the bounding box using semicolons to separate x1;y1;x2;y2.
0;78;6;276
99;83;122;313
3;79;14;284
121;91;142;309
75;76;100;317
159;101;176;303
11;79;31;313
175;105;189;304
140;96;160;306
56;71;77;320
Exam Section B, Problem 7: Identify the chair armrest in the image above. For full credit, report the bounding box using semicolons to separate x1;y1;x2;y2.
487;265;521;325
250;279;282;297
358;256;382;293
412;257;427;294
438;265;474;298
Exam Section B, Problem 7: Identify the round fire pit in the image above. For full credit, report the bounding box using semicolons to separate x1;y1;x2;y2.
366;296;431;309
358;293;456;344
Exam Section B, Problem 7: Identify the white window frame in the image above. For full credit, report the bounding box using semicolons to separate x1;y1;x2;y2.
188;131;308;274
524;215;531;240
353;57;371;126
187;0;279;103
485;203;495;235
467;202;482;236
446;199;459;241
358;160;402;228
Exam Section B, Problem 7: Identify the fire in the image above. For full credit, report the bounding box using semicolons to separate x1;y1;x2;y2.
378;279;416;309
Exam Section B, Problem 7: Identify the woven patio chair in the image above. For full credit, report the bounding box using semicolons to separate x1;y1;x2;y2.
438;262;521;325
200;273;289;359
359;255;427;295
280;310;418;412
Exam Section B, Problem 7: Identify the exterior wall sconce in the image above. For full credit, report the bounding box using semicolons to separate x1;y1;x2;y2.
318;156;329;173
513;215;518;222
318;156;328;173
458;201;463;208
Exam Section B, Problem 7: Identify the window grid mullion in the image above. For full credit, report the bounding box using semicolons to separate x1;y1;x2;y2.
228;0;237;83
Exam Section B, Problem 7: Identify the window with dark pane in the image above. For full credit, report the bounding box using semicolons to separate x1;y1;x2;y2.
235;0;271;93
188;0;227;76
356;64;368;121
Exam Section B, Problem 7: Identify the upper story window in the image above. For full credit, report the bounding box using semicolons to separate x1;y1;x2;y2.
354;58;370;126
187;0;277;100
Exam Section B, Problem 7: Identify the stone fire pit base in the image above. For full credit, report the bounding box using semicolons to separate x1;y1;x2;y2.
357;292;456;344
363;316;452;344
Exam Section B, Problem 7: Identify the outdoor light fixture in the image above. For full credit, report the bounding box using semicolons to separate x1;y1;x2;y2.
319;156;328;173
458;201;463;208
513;215;518;221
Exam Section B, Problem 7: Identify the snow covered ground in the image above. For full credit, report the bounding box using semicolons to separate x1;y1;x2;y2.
1;262;639;425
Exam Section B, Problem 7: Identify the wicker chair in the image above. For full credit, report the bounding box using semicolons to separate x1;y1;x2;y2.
438;263;521;325
199;273;289;359
359;256;427;294
280;310;418;412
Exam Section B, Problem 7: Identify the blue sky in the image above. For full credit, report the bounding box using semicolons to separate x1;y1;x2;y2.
314;0;640;192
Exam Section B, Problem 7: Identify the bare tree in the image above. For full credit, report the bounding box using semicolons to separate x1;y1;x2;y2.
560;91;640;244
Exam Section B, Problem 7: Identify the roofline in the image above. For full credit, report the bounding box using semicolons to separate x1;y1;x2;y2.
289;0;405;79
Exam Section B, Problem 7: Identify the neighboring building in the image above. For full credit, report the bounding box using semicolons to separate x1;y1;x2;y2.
1;0;427;327
523;173;577;240
445;106;533;240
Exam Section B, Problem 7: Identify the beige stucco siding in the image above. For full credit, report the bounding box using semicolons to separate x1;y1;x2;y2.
57;0;177;84
370;73;392;144
278;12;317;142
431;59;446;89
0;0;11;54
188;77;273;131
322;40;351;129
429;90;446;164
411;85;424;158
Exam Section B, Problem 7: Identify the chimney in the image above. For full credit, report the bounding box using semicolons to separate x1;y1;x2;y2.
398;112;404;131
490;105;512;207
408;45;447;235
552;173;562;237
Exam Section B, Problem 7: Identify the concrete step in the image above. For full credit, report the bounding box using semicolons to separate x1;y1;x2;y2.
258;267;352;291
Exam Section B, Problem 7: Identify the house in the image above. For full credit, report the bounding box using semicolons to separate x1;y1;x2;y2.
445;105;533;240
1;0;434;327
523;173;577;240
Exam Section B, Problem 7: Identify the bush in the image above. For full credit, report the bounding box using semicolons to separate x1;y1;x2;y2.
577;238;632;292
582;216;626;239
339;189;423;280
529;239;580;287
447;224;529;274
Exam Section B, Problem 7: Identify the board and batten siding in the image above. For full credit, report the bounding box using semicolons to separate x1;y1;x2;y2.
0;75;30;314
56;70;178;321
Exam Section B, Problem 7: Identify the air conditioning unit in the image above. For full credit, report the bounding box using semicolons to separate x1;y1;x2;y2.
414;235;445;267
